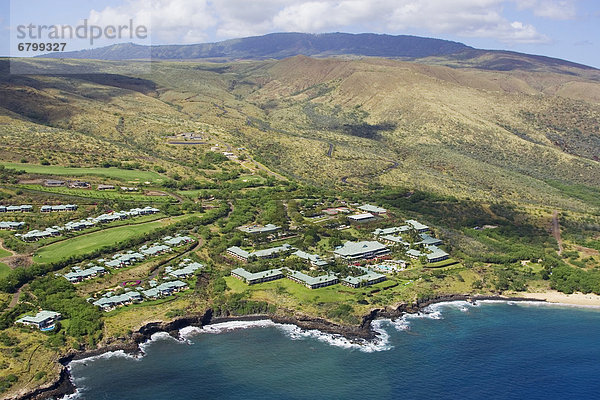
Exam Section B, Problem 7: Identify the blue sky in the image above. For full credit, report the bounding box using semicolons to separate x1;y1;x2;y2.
1;0;599;68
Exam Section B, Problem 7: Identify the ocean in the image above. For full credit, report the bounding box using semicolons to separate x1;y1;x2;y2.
66;301;600;399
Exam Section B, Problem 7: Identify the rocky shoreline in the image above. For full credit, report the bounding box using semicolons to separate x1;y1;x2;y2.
14;294;544;400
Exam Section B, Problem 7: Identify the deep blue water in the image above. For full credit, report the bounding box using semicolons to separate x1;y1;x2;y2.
68;302;600;400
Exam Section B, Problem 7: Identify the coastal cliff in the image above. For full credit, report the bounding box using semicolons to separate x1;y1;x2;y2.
14;294;544;400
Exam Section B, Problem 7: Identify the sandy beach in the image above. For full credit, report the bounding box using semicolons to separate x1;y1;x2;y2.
516;291;600;307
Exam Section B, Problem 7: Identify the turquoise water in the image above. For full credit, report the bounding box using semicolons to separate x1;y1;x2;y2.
67;302;600;399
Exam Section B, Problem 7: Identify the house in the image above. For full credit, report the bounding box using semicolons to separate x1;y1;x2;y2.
44;179;65;187
93;291;142;311
120;186;139;192
0;221;24;230
285;270;339;289
334;241;390;260
16;310;61;330
231;268;284;285
358;204;387;215
97;184;115;190
405;220;429;233
64;266;106;283
20;205;33;212
169;262;204;279
348;213;376;223
406;246;449;263
163;235;193;247
69;181;90;188
0;206;5;213
341;267;386;288
292;250;329;267
237;224;280;235
142;280;188;298
141;244;171;257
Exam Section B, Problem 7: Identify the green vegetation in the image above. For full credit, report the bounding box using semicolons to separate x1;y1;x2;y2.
34;215;191;264
1;163;164;183
0;264;11;279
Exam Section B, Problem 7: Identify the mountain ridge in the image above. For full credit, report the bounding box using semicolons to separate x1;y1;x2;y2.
36;32;597;73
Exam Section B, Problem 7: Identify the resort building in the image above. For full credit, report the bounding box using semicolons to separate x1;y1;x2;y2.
286;270;339;289
341;267;386;288
41;204;78;212
358;204;387;215
163;235;194;247
231;268;285;285
226;244;293;262
64;266;106;283
405;220;430;233
227;246;250;262
0;221;24;230
140;244;171;257
380;235;409;246
142;280;188;299
44;179;66;187
168;261;204;279
97;184;115;190
103;252;145;268
348;213;376;223
237;224;280;235
69;181;90;188
1;205;32;212
416;233;443;246
93;291;143;311
334;241;390;260
372;226;410;236
16;310;61;330
406;246;449;263
292;250;329;267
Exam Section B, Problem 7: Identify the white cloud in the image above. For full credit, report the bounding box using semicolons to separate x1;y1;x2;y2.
85;0;563;45
515;0;577;20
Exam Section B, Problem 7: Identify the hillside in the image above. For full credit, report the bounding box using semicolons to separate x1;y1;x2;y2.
2;55;600;213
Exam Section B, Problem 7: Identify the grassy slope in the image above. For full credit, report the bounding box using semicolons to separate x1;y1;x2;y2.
0;57;598;212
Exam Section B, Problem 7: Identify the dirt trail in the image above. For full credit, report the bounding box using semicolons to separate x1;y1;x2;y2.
8;284;26;309
552;210;563;255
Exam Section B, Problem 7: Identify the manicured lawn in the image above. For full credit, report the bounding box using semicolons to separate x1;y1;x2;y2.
2;163;165;183
0;248;12;258
18;185;175;203
0;262;11;278
34;215;193;263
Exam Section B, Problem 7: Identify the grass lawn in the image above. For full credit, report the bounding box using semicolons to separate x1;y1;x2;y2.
2;163;165;183
18;185;175;203
34;214;193;264
0;248;12;258
0;262;11;278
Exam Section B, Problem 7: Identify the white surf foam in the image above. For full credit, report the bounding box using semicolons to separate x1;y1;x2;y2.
180;319;391;352
68;349;141;366
275;321;392;353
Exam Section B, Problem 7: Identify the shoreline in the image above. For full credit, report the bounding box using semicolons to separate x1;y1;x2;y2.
12;293;574;400
514;291;600;307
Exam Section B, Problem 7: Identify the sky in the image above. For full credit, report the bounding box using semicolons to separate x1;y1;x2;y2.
1;0;599;67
